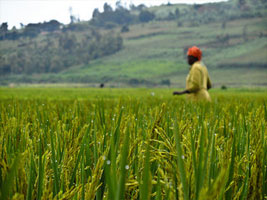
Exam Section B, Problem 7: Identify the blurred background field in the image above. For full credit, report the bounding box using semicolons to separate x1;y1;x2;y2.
1;87;267;100
0;0;266;88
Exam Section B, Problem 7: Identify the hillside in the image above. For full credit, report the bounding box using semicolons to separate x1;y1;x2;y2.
0;0;267;87
62;17;267;87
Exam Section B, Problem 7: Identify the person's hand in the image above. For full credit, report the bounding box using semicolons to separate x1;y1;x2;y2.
173;90;190;95
173;91;182;95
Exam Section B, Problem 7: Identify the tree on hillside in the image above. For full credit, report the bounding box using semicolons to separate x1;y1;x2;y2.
0;23;8;32
59;33;77;52
167;12;175;20
6;30;19;40
0;29;123;74
139;10;155;22
0;23;8;39
136;4;146;11
222;21;227;29
39;20;61;32
238;0;246;8
113;9;133;25
92;8;100;18
193;4;202;11
121;24;129;32
23;25;40;38
129;3;146;11
116;0;124;10
69;7;78;24
70;15;77;24
129;3;136;10
243;25;248;41
104;3;113;12
91;3;134;27
0;55;10;75
175;8;180;18
50;55;64;72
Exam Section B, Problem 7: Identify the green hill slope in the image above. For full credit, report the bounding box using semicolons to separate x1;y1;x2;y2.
60;17;267;87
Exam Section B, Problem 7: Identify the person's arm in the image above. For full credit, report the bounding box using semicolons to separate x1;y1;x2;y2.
173;90;191;95
207;75;212;90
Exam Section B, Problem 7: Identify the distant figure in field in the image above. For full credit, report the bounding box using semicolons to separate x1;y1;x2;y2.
173;46;212;101
100;83;105;88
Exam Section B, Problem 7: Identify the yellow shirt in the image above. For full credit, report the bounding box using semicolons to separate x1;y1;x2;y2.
186;61;212;101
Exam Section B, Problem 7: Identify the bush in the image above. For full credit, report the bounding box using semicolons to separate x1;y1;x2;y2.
129;78;140;85
161;79;171;87
104;22;117;29
121;25;129;33
221;85;227;90
177;21;183;27
139;10;155;23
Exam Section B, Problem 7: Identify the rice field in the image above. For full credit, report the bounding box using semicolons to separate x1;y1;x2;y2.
0;88;266;200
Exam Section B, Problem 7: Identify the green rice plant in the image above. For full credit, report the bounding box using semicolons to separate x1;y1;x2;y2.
37;135;46;200
225;126;236;200
0;155;20;200
26;152;35;200
174;120;189;200
81;152;85;200
140;139;151;200
50;127;60;197
116;124;130;200
155;171;162;200
69;129;86;189
263;124;267;199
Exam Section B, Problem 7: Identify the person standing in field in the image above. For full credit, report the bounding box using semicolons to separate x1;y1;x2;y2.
173;46;212;101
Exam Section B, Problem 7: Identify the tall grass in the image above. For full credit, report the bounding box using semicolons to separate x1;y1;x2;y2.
0;89;266;199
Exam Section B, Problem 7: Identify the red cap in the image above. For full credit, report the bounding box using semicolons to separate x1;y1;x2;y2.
187;46;202;61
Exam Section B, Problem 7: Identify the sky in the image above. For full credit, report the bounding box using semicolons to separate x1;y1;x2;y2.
0;0;228;29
